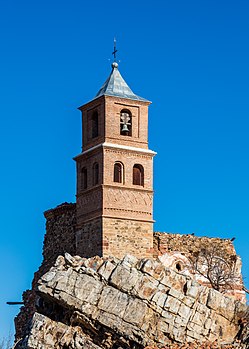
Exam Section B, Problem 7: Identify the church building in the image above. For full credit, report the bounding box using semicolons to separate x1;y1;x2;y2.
74;61;156;259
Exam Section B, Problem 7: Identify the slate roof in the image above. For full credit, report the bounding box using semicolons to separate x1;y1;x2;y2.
93;62;149;102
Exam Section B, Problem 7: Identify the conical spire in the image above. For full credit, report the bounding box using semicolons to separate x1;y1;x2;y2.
94;62;149;102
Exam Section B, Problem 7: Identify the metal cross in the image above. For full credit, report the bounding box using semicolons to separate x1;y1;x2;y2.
112;38;118;62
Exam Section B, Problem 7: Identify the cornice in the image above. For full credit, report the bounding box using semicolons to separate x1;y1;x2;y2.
74;142;156;160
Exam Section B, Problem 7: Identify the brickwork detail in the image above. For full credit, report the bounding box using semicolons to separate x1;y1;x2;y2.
103;146;154;189
76;186;102;226
104;186;153;220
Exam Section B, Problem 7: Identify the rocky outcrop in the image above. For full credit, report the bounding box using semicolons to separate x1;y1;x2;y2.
16;205;245;343
17;253;248;349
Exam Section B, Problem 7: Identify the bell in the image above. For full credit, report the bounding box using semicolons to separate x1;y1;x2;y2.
121;124;129;132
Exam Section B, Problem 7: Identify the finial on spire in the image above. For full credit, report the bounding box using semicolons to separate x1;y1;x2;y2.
112;37;118;62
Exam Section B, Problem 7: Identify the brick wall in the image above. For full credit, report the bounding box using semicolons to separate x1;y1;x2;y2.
75;94;155;260
79;95;150;152
104;96;150;149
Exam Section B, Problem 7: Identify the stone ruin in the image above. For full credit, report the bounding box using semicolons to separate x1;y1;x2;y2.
153;232;246;303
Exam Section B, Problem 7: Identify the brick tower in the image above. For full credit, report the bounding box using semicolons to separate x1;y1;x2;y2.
74;61;156;259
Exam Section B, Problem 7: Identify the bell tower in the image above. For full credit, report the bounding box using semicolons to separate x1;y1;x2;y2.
74;60;156;259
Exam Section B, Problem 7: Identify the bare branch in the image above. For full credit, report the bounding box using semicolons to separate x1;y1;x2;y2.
190;244;240;292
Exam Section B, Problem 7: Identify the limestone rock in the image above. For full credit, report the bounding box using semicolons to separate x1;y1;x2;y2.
20;313;101;349
17;253;247;349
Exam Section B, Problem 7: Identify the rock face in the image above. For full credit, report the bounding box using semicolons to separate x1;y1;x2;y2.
17;253;247;349
16;202;244;340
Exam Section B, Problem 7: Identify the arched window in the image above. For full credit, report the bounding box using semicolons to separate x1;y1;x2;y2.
120;109;132;136
91;111;98;138
114;162;124;183
92;162;99;186
81;167;87;189
133;164;144;186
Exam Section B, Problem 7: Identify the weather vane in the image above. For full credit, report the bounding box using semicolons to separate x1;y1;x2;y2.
112;37;118;62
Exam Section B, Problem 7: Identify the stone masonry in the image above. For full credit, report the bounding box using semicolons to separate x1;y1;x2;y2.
43;203;77;265
154;232;246;302
76;217;153;259
15;202;77;340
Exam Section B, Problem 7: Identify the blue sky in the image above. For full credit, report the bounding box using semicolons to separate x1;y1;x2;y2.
0;0;248;340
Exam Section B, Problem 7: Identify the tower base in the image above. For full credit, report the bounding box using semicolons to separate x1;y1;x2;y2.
76;217;153;259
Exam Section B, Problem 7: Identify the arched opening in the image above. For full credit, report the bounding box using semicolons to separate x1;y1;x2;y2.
114;162;124;183
133;164;144;186
175;262;182;272
91;111;98;138
120;109;132;136
92;162;99;186
81;167;87;189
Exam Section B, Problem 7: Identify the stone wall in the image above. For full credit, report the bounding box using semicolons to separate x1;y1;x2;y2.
76;217;102;258
43;202;77;265
76;217;153;259
153;232;245;302
102;217;153;259
15;202;77;341
154;232;235;257
18;253;248;349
